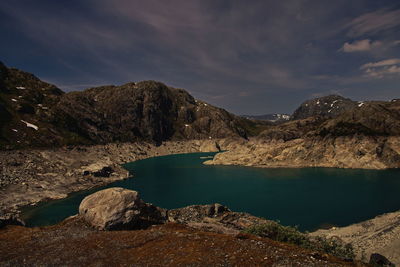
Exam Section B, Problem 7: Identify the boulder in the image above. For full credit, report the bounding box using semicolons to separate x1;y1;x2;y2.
0;213;25;228
92;166;113;177
168;203;230;223
79;187;166;230
369;253;395;267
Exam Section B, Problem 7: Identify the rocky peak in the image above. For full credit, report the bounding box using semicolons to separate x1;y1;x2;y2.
1;62;254;149
292;95;356;120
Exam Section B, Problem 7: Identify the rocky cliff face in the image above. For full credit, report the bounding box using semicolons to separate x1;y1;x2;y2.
0;62;251;149
53;81;250;144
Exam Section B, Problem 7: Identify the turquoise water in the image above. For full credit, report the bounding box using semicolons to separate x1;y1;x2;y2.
21;152;400;231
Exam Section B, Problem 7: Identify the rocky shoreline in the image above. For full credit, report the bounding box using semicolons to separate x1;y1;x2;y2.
0;187;369;266
1;137;399;265
204;136;400;169
312;210;400;266
0;139;225;215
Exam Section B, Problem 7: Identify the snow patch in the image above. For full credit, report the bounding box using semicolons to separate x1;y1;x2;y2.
358;102;364;107
316;100;320;105
12;129;18;132
11;98;17;102
16;86;26;90
184;124;189;127
21;120;39;131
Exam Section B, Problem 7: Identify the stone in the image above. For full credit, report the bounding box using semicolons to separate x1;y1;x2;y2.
79;187;144;230
369;253;395;267
79;187;166;230
92;166;113;177
168;203;230;223
0;213;25;228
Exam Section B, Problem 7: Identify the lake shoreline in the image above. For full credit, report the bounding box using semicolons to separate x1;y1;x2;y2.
1;138;399;264
0;139;223;216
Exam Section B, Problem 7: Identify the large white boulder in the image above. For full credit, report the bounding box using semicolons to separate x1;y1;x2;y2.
79;187;146;230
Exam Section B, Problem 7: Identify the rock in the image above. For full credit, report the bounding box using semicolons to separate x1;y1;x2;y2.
292;95;356;120
92;166;113;177
369;253;395;267
79;187;166;230
0;213;25;228
168;203;230;223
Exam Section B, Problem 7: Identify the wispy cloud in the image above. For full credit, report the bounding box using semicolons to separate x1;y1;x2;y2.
340;39;382;52
360;58;400;78
346;8;400;37
1;0;400;114
360;58;400;69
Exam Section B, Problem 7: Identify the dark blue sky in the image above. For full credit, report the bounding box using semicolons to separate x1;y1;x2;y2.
1;0;399;114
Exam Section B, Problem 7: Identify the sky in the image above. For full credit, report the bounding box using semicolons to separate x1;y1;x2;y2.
1;0;399;115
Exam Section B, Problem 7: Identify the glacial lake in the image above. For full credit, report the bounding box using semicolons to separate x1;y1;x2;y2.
21;152;400;231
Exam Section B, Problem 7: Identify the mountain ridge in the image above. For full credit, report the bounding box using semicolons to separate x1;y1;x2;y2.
0;62;259;149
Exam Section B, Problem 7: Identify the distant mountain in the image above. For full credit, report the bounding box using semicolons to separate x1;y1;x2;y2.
257;94;400;141
241;113;290;122
291;95;357;120
0;61;266;149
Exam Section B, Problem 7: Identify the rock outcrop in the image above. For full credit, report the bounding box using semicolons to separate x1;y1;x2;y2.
312;210;400;266
0;212;25;228
205;136;400;169
79;187;167;230
78;188;274;235
206;97;400;169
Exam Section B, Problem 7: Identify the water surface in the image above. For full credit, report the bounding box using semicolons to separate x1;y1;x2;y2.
22;152;400;231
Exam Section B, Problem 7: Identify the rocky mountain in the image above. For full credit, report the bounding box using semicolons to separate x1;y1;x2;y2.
0;62;259;149
206;95;400;169
241;113;290;122
291;95;357;120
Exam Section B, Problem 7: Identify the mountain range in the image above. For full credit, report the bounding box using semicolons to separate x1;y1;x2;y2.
1;61;399;151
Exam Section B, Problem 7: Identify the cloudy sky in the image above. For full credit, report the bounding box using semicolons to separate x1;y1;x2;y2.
1;0;399;115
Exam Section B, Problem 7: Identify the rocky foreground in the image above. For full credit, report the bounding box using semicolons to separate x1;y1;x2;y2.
0;187;368;266
313;210;400;266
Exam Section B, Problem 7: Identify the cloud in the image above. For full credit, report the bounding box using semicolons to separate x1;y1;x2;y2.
364;65;400;78
346;8;400;37
360;58;400;78
360;58;400;69
340;39;382;52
